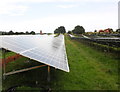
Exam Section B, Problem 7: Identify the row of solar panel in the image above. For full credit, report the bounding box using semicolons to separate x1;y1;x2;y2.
0;35;69;72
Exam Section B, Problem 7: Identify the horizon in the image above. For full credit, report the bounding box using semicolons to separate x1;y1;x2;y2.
0;0;119;33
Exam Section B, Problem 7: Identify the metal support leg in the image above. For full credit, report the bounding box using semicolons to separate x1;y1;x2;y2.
3;49;6;80
47;66;50;82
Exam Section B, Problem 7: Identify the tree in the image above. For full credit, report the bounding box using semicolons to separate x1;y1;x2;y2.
0;31;8;35
8;30;14;35
107;28;113;33
72;25;85;34
14;32;18;35
116;29;120;33
54;26;66;34
94;30;97;32
19;32;24;34
67;31;72;34
59;26;66;34
54;28;59;34
30;31;35;35
26;31;29;34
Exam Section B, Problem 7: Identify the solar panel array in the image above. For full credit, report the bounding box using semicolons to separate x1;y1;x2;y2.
0;35;69;72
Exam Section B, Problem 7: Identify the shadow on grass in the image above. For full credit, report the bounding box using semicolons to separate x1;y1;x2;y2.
2;57;62;92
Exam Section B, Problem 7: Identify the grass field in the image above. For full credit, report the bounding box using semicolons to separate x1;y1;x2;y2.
51;35;119;90
2;35;119;91
0;51;16;59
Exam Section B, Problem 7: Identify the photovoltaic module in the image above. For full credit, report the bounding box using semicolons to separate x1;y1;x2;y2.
0;35;69;72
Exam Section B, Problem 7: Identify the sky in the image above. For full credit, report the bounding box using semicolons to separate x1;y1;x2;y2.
0;0;119;33
118;1;120;28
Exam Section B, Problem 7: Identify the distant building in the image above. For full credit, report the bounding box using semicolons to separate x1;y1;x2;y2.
104;29;112;33
40;30;43;35
98;28;113;34
99;30;104;33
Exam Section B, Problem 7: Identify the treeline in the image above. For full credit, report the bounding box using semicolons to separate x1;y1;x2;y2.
0;30;35;35
54;26;66;34
54;25;85;34
116;28;120;33
53;25;120;35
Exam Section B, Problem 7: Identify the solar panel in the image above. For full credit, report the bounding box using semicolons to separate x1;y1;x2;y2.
0;35;69;72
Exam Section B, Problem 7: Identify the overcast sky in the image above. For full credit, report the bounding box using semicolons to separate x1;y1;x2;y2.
118;1;120;28
0;0;119;33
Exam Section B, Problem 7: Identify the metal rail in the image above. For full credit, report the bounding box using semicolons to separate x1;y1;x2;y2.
3;65;47;76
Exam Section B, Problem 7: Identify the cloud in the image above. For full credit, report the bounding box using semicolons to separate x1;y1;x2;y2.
0;0;117;4
27;0;117;3
0;5;28;16
57;4;78;8
0;0;28;16
0;0;118;32
0;0;117;16
118;1;120;28
0;11;117;32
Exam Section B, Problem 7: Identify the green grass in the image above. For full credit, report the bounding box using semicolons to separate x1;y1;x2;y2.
0;50;16;59
2;35;119;91
50;35;119;90
0;50;2;59
5;52;16;58
2;57;48;91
